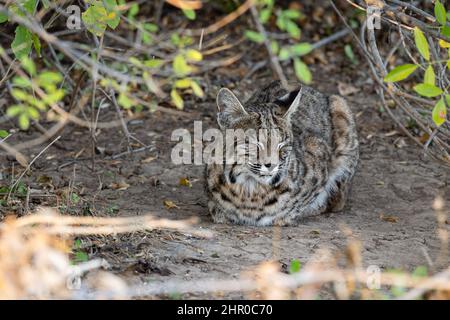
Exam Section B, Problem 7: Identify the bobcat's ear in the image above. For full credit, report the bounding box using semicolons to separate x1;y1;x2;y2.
280;87;303;122
216;88;247;128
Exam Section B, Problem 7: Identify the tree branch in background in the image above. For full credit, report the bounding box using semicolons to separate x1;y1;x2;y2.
249;4;289;89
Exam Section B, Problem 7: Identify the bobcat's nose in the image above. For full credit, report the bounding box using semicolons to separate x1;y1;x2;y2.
262;163;277;172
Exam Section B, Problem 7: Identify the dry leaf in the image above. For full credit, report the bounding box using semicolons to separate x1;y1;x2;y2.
164;200;179;209
338;82;360;96
141;156;157;163
419;133;430;144
179;177;192;187
165;0;202;10
380;213;398;223
110;181;130;191
384;130;398;137
365;0;384;8
394;138;406;149
15;153;28;168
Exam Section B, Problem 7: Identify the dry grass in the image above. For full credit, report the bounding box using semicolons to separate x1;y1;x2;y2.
0;205;448;300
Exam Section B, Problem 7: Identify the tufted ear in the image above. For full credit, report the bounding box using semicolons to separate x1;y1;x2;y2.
276;87;303;122
216;88;248;128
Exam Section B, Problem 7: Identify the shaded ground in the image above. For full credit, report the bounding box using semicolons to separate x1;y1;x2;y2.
1;36;449;299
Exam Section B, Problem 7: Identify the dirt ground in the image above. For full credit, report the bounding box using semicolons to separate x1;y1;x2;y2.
1;41;449;299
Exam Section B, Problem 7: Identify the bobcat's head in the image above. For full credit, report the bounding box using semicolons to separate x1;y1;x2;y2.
216;84;302;186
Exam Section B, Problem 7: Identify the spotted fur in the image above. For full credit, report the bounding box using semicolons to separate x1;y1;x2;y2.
206;81;359;226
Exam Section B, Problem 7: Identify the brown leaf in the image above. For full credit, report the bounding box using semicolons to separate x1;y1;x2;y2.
110;181;130;191
15;153;28;168
165;0;202;10
141;156;157;163
365;0;384;8
384;130;399;137
164;200;179;209
179;177;192;187
380;213;398;223
338;82;360;96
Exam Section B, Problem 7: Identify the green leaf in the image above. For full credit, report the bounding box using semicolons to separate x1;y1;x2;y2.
424;65;435;85
82;3;108;36
18;113;30;130
171;33;181;46
20;56;36;76
37;71;63;86
446;94;450;107
185;49;202;62
384;64;418;82
439;39;450;48
276;15;286;30
0;130;8;138
174;78;192;88
443;25;450;38
27;106;39;120
190;80;204;98
143;23;158;33
7;105;24;117
73;251;89;263
142;32;153;45
104;0;120;29
259;8;272;24
291;43;312;56
128;56;142;67
270;41;279;55
183;9;196;20
13;76;32;87
171;89;184;109
293;58;312;84
144;59;164;68
23;0;37;14
244;30;265;43
285;20;301;39
127;3;139;19
32;34;41;57
413;83;443;97
11;89;29;101
70;192;80;204
283;9;301;20
432;97;446;126
42;89;65;105
11;25;32;58
435;0;447;25
0;12;8;23
118;92;134;109
289;259;301;274
278;47;290;60
412;266;428;278
414;27;430;61
173;54;192;76
344;44;357;64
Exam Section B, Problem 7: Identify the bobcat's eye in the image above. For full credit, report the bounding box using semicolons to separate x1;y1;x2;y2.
278;144;291;159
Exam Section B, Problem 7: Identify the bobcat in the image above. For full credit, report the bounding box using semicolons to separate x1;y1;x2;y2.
205;81;359;226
